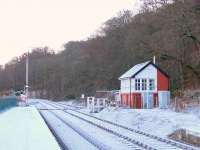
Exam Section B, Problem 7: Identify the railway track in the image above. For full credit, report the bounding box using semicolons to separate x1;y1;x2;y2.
38;102;146;150
37;103;105;150
57;102;200;150
38;109;69;150
38;100;199;150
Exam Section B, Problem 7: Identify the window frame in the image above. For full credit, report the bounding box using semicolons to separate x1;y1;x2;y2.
141;79;147;91
135;79;141;91
149;79;155;90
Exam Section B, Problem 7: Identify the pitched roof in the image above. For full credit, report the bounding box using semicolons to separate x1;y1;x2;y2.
119;61;169;80
119;61;151;79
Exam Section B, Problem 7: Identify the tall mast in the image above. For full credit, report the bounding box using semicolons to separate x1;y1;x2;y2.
25;50;29;100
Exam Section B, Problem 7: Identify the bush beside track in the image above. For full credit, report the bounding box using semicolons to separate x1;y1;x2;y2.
0;97;17;111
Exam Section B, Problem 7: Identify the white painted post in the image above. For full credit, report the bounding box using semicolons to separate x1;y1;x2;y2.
153;56;156;64
91;98;94;112
147;92;149;109
97;98;99;112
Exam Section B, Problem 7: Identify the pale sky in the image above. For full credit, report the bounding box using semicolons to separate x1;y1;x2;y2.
0;0;141;65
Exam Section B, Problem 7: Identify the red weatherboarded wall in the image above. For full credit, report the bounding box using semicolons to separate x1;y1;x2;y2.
157;70;169;91
153;93;159;107
121;94;129;106
131;93;142;109
121;93;142;109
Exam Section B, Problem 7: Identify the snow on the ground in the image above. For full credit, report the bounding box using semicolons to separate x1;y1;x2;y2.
40;109;99;150
184;106;200;119
72;104;200;138
45;99;200;138
55;109;143;150
40;101;139;150
0;106;60;150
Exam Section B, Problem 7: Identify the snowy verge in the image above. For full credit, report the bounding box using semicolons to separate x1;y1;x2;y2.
77;107;200;138
0;106;60;150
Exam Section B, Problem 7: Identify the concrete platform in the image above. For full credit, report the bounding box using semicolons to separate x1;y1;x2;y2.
0;107;60;150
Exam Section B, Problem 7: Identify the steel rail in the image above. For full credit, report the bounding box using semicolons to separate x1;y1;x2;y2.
56;102;199;150
38;103;110;150
40;101;169;150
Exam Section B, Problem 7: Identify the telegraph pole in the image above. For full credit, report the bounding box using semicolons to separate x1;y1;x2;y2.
25;50;29;103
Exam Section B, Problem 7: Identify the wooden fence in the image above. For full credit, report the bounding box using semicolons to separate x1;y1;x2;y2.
171;96;200;112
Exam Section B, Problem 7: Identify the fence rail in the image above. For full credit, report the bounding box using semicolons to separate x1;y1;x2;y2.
171;97;200;112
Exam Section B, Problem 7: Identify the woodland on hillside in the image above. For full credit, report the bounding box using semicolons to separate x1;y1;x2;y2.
0;0;199;99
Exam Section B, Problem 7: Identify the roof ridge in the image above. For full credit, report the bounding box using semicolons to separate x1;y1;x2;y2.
119;60;169;80
119;61;151;79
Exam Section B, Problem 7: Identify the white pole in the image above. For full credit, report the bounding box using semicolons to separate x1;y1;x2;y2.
153;56;156;64
26;50;29;102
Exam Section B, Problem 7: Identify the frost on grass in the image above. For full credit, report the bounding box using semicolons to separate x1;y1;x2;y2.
78;107;200;137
